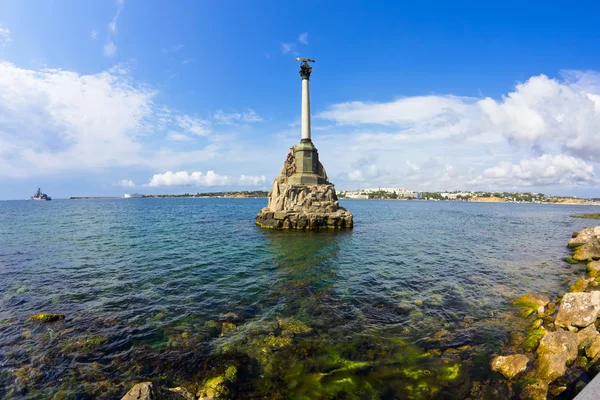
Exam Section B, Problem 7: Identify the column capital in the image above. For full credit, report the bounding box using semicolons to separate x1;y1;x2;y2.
299;62;312;80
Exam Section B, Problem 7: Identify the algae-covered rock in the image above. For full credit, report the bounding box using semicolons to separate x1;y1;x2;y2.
29;313;65;322
196;366;237;400
219;312;244;324
531;319;543;329
520;380;549;400
577;324;598;349
586;336;600;358
588;261;600;278
513;294;550;309
220;322;236;337
568;226;600;261
535;330;578;382
522;328;546;352
278;318;312;335
555;292;600;328
121;382;190;400
569;276;589;292
513;294;550;319
490;354;529;379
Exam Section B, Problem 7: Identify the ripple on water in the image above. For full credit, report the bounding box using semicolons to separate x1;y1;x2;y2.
0;198;598;398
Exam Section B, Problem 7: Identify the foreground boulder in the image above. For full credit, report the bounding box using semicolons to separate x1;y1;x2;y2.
554;292;600;328
535;330;578;382
121;382;194;400
490;354;529;379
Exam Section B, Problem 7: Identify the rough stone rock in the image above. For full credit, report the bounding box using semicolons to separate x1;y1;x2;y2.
255;153;352;230
587;261;600;277
520;380;549;400
568;226;600;261
535;330;578;382
121;382;191;400
577;324;598;349
490;354;529;379
586;336;600;358
555;292;600;328
255;184;353;230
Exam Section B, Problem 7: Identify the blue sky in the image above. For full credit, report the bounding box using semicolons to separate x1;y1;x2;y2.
1;0;600;199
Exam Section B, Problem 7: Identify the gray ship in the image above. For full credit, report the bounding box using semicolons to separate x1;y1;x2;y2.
31;188;51;201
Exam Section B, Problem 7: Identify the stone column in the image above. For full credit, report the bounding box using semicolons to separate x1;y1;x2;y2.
299;62;312;143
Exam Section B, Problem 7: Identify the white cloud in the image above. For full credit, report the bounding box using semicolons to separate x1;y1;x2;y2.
472;155;597;188
281;43;297;55
167;132;192;141
91;30;98;40
176;114;210;136
182;58;193;65
161;44;184;53
214;109;262;125
318;71;600;164
0;26;12;47
116;179;135;187
148;171;266;187
104;42;117;56
298;32;308;45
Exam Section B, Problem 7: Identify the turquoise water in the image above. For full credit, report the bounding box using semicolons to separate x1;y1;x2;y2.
0;199;598;399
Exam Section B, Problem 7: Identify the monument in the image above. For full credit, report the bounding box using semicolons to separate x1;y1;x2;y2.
255;58;354;230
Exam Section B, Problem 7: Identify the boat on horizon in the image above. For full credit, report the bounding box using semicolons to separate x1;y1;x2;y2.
31;188;51;201
123;193;143;198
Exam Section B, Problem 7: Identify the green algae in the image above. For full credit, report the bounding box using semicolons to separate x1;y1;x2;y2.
569;276;589;292
522;328;546;352
61;335;108;353
29;313;65;322
571;213;600;219
565;256;579;264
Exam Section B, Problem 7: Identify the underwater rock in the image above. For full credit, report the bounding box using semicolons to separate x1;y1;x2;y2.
220;322;236;337
531;319;543;329
196;366;237;400
577;324;598;349
29;313;65;322
120;382;191;400
535;330;578;382
219;312;244;324
169;387;196;400
555;292;600;328
490;354;529;379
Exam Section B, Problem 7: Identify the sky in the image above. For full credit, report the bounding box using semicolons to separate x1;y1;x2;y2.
1;0;600;199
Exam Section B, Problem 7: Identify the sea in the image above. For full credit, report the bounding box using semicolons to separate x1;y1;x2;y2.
0;198;598;399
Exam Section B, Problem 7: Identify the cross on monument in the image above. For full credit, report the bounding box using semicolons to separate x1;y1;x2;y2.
295;57;315;143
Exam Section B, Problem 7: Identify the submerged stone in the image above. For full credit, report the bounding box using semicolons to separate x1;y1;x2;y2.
29;313;65;322
513;294;550;309
121;382;190;400
555;292;600;328
520;380;549;400
196;366;237;400
490;354;529;379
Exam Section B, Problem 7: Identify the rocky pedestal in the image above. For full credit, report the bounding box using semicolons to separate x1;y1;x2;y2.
255;143;353;230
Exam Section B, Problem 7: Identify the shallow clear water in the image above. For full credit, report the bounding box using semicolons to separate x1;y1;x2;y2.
0;199;598;399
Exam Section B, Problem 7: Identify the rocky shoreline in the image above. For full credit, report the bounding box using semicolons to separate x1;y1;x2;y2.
489;226;600;399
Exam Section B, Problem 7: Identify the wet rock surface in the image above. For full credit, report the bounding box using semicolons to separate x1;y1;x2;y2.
490;354;529;379
554;292;600;328
121;382;193;400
